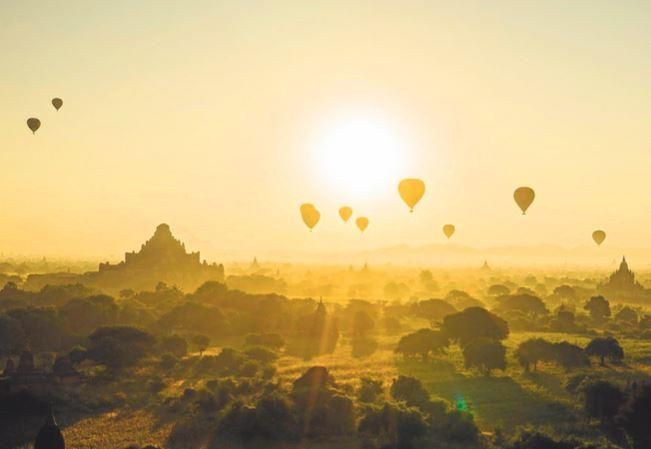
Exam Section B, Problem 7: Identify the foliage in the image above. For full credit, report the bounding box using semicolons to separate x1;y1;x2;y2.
585;337;624;366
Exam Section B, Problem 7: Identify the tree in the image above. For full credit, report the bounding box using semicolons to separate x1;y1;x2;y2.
390;375;430;408
7;307;65;352
553;285;576;301
395;329;449;360
582;380;626;424
158;334;188;358
585;337;624;366
158;302;225;336
514;338;554;372
60;295;118;335
358;378;383;403
86;326;156;371
0;315;25;355
552;341;589;371
462;338;506;375
245;333;285;349
441;307;509;346
487;284;510;297
410;299;456;325
620;384;651;449
584;296;611;321
352;310;375;338
494;294;548;318
615;306;638;324
192;334;210;356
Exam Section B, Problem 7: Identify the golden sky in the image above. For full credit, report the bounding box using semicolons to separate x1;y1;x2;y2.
1;1;650;259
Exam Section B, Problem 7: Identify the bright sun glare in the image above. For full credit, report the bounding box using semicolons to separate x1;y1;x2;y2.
311;114;406;200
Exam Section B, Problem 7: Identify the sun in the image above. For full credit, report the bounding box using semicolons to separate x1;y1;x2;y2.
310;113;406;200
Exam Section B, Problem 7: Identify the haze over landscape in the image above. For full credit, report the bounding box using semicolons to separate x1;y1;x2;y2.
5;3;651;449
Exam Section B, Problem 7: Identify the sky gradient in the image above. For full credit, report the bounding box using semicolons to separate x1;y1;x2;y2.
1;1;650;260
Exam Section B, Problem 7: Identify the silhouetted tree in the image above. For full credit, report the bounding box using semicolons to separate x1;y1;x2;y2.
462;338;507;376
553;341;589;371
352;310;375;338
487;284;510;297
515;338;554;372
494;294;548;318
390;375;430;408
619;384;651;449
585;337;624;366
395;329;449;360
158;334;188;358
358;378;383;403
584;296;611;321
442;307;509;346
582;380;625;424
410;299;456;325
615;306;638;324
86;326;155;371
192;334;210;356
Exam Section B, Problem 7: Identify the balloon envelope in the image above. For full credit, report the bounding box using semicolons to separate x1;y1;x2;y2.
443;224;455;239
339;206;353;223
300;203;320;230
592;230;606;246
356;217;369;232
398;178;425;212
514;187;535;215
27;118;41;134
52;98;63;111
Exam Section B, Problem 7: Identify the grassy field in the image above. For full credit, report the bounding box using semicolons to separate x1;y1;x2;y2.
56;330;651;448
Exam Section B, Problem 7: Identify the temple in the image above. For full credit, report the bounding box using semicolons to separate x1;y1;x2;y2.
25;224;225;293
89;224;224;292
99;224;201;272
599;256;647;300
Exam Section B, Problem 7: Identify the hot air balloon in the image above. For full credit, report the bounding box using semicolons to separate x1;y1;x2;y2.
51;98;63;111
592;230;606;246
27;118;41;134
300;203;320;231
514;187;535;215
356;217;369;232
398;178;425;212
443;224;455;239
339;206;353;223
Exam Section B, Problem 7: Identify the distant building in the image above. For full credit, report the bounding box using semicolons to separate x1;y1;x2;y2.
599;256;647;301
25;224;225;293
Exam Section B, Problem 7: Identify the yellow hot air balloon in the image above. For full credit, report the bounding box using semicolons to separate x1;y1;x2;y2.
592;230;606;246
513;187;535;215
398;178;425;212
443;224;455;239
339;206;353;223
300;203;320;231
356;217;369;232
27;118;41;134
52;98;63;111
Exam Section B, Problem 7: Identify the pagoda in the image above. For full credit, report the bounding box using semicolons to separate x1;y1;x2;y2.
599;256;646;300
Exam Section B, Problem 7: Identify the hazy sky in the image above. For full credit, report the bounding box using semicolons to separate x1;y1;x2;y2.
1;1;650;259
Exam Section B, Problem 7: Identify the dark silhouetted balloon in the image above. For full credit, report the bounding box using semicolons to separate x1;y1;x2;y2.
339;206;353;223
443;224;455;239
27;118;41;134
398;178;425;212
514;187;535;215
51;98;63;111
356;217;369;232
300;203;320;231
592;230;606;246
